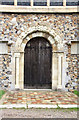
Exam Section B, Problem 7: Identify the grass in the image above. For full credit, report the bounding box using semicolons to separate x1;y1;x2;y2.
56;107;79;111
0;107;78;112
74;90;79;97
0;90;5;99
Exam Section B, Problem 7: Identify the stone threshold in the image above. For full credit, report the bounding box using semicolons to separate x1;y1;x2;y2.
23;89;52;91
0;104;78;109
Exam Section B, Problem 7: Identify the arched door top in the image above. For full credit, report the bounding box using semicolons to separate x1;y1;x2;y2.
14;28;64;53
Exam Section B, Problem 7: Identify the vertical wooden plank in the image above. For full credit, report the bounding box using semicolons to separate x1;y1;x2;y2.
63;0;66;6
14;0;17;6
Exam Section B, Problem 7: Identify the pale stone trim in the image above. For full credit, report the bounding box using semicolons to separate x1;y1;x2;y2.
24;89;52;90
15;26;62;49
32;32;43;38
0;104;26;109
0;42;8;54
52;52;58;89
0;5;78;13
15;57;19;88
0;0;78;13
48;36;54;45
19;31;58;52
19;53;24;89
14;0;17;6
15;53;20;88
31;0;33;7
63;0;66;6
0;104;78;109
47;0;50;7
57;56;62;89
28;104;57;108
28;104;78;108
62;54;67;91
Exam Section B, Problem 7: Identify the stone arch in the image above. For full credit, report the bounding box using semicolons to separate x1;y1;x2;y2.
14;26;64;52
13;26;64;90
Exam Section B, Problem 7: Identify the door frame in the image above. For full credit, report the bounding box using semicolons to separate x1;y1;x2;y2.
13;29;64;90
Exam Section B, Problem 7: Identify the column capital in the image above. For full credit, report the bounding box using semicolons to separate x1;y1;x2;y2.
57;53;63;57
14;53;20;57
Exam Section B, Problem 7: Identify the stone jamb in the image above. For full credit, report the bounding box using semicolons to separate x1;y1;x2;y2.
14;53;20;88
57;53;64;89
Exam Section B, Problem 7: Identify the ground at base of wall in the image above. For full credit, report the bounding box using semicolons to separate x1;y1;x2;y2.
0;108;78;119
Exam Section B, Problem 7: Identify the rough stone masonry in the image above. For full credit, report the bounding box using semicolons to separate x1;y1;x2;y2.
0;13;78;92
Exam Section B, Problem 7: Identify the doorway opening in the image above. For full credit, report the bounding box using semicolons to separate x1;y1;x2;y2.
24;37;52;89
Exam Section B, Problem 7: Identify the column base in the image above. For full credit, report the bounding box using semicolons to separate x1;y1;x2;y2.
52;83;58;90
57;85;62;89
15;85;19;89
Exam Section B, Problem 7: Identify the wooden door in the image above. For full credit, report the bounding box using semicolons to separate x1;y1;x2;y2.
24;37;52;89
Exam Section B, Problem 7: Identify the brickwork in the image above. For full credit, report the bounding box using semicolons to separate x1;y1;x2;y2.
0;13;78;91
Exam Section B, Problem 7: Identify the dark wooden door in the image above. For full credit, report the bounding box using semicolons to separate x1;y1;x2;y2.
24;37;52;89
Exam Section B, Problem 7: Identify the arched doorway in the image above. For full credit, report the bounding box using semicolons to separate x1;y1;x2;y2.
24;37;52;89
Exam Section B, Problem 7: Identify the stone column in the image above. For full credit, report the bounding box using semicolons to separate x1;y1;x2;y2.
15;53;20;88
31;0;33;6
19;52;24;89
52;52;58;89
14;0;17;6
63;0;66;6
57;55;62;89
47;0;50;7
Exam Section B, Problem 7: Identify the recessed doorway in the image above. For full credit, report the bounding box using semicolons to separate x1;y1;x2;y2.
24;37;52;89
